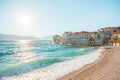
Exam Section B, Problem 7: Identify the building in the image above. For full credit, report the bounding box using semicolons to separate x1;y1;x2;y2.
71;31;94;46
97;27;117;44
54;31;105;46
52;26;120;46
61;32;73;45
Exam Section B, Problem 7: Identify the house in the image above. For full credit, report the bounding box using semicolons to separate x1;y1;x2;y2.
93;32;105;45
60;31;105;46
61;32;73;45
72;31;91;46
97;27;117;44
52;26;120;46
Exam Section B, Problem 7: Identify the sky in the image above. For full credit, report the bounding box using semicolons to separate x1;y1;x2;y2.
0;0;120;38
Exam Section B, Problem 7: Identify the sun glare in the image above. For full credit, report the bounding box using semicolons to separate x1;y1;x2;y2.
12;11;35;35
19;14;32;26
13;11;33;27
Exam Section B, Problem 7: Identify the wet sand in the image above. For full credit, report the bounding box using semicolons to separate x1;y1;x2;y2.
58;46;120;80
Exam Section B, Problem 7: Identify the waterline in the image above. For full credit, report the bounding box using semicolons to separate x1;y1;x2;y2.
2;48;105;80
0;40;95;78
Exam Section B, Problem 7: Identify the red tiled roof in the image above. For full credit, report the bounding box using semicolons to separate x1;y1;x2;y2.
74;31;90;35
91;31;98;34
74;32;81;34
81;31;89;33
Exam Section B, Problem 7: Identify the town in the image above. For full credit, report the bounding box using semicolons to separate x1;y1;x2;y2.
53;26;120;47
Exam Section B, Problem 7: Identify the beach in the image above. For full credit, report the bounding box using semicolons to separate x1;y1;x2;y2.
1;46;120;80
58;46;120;80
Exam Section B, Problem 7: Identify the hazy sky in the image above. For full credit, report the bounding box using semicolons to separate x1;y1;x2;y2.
0;0;120;37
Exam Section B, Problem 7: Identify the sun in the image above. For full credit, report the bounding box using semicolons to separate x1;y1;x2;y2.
17;13;32;27
12;11;35;35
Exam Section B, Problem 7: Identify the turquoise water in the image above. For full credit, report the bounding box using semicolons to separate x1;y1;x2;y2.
0;40;95;78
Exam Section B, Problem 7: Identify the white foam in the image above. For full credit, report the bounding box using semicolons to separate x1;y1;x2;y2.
2;48;105;80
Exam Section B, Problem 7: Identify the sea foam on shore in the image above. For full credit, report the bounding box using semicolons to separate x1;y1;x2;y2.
2;47;105;80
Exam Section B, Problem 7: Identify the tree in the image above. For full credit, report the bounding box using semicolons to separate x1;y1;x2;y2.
111;36;119;46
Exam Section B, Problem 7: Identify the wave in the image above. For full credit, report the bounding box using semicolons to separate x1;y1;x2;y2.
2;47;105;80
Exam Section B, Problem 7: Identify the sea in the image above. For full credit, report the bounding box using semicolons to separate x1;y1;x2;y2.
0;40;104;80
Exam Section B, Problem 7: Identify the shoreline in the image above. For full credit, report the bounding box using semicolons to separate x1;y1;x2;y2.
58;46;120;80
2;47;103;80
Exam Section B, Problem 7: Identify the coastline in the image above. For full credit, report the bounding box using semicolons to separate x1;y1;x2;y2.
58;46;120;80
2;47;103;80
